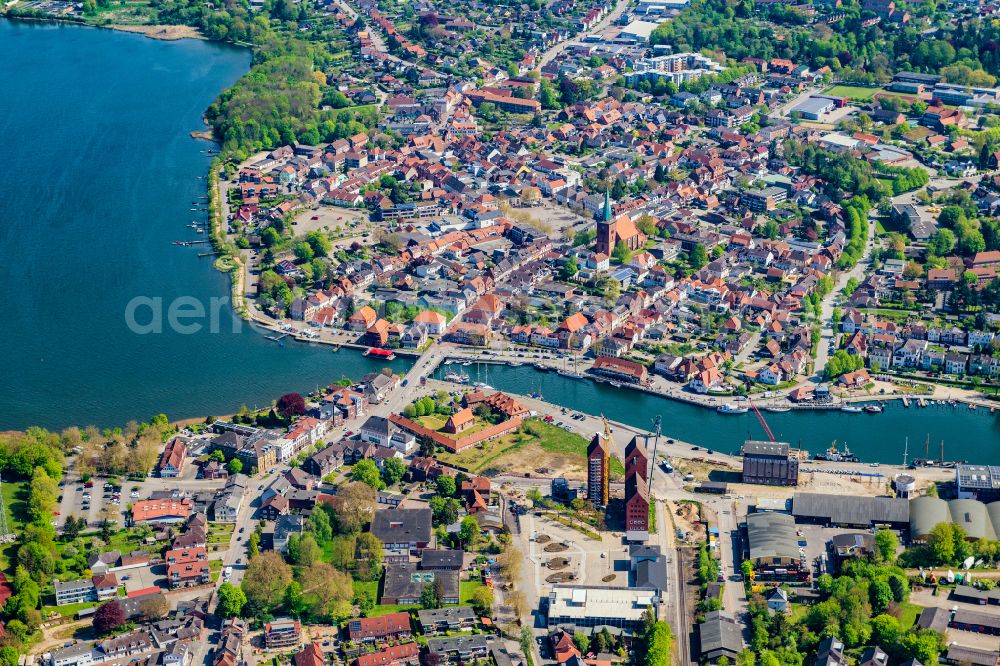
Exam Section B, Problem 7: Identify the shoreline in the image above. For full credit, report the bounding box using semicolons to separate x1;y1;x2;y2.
106;23;203;41
434;353;1000;414
2;14;204;40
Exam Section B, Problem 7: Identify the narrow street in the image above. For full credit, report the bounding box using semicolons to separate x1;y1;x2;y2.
812;209;878;379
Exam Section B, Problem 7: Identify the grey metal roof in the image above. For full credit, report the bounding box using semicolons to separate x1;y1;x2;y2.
742;440;789;457
427;634;489;655
945;645;1000;666
418;606;476;625
910;497;1000;541
792;493;909;526
698;611;742;658
953;608;1000;630
916;606;948;632
949;499;997;540
634;558;667;594
909;496;950;540
746;512;800;561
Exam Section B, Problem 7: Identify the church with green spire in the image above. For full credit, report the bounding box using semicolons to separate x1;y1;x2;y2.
594;190;645;257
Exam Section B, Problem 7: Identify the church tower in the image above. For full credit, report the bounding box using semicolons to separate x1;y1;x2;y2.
595;189;615;256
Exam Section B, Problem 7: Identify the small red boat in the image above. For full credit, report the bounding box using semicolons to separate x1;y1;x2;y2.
363;347;396;360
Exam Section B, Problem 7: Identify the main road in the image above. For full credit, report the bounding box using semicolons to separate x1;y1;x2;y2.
537;0;634;67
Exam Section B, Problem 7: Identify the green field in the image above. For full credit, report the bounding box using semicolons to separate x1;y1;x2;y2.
415;413;494;440
823;85;880;99
437;418;625;479
208;522;235;545
42;600;98;617
0;479;30;570
460;579;488;605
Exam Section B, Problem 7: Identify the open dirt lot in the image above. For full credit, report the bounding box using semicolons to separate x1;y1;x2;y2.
290;204;371;239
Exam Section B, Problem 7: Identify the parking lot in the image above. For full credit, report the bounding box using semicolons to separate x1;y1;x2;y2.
793;523;892;577
58;479;141;530
57;443;229;532
119;564;162;594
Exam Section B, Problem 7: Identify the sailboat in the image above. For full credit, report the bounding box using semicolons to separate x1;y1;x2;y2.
558;352;584;379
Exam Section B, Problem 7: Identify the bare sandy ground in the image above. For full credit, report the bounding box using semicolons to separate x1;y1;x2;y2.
109;24;203;40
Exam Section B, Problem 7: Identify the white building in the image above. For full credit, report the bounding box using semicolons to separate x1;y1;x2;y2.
547;585;658;633
624;52;725;86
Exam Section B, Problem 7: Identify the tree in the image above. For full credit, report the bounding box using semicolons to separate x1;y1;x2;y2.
242;551;292;614
429;496;461;526
574;632;590;654
507;589;528;619
276;393;306;419
471;586;495;616
350;459;385;490
63;515;83;541
355;531;384;581
284;580;308;617
871;613;902;645
690;243;708;269
874;529;899;563
28;467;59;524
436;475;457;497
299;562;354;620
247;531;260;557
612;239;632;265
561;256;579;279
93;601;127;635
293;241;315;262
216;582;247;618
17;541;54;582
644;620;673;666
208;449;226;463
296;533;323;566
928;522;956;564
870;579;893;614
381;457;406;486
226;458;243;475
335;482;377;533
308;507;334;545
137;594;168;620
421;581;440;609
930;228;955;256
460;516;481;549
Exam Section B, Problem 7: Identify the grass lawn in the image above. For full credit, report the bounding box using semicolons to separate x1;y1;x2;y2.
823;85;880;99
415;414;495;440
788;601;810;623
42;600;98;617
208;522;235;544
437;418;625;479
89;528;158;555
0;478;30;570
460;580;487;605
437;433;527;473
530;421;626;479
898;601;922;629
415;414;449;431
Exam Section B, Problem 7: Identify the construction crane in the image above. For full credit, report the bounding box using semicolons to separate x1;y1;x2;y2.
745;394;776;442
